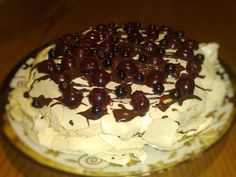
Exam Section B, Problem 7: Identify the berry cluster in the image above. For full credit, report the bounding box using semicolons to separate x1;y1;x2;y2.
32;22;204;122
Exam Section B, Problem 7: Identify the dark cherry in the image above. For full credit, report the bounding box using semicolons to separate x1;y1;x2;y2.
65;48;73;56
80;57;99;74
59;81;70;91
79;38;97;48
131;91;150;113
73;47;88;58
107;52;115;59
146;70;165;87
149;54;165;65
89;88;110;106
175;30;184;38
48;49;57;59
170;89;182;101
32;98;43;108
112;45;119;53
108;22;115;28
62;89;83;109
59;34;74;43
147;28;159;40
95;24;107;31
37;60;55;73
159;39;168;47
159;25;172;34
175;47;194;60
54;64;64;72
91;105;102;117
117;60;137;75
72;33;80;44
142;41;158;53
110;36;119;43
176;75;195;94
165;63;176;75
91;69;110;86
98;41;112;53
84;30;100;42
156;47;166;56
138;54;148;63
61;56;76;69
97;50;107;59
119;44;133;53
148;23;157;30
51;73;70;84
117;70;127;80
186;60;202;77
115;85;126;98
103;58;113;67
121;50;130;58
55;42;71;56
167;36;182;49
134;72;145;84
153;82;165;95
183;39;198;50
127;32;143;44
195;54;205;63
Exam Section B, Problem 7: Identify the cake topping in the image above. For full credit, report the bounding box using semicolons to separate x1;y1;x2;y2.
89;88;110;106
146;70;165;87
165;63;177;75
80;57;99;74
133;72;145;84
32;98;43;108
170;89;182;101
91;105;102;117
29;22;206;122
175;75;195;94
115;85;127;99
91;69;110;86
138;54;148;63
186;60;202;77
153;82;165;95
62;89;83;109
131;91;150;114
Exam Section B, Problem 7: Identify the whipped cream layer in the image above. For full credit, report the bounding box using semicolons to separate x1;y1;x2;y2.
7;23;229;165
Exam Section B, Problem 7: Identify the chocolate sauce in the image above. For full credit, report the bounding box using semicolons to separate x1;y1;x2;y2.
78;107;108;122
32;95;53;107
196;85;212;91
113;104;141;122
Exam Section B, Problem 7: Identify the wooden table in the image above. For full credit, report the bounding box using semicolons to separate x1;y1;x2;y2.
0;0;235;176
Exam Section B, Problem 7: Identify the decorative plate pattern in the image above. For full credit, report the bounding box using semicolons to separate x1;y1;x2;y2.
2;52;235;176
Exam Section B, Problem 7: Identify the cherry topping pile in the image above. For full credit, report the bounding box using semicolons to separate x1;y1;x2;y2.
32;22;205;122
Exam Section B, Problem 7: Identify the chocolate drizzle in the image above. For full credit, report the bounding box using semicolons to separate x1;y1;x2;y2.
113;104;141;122
23;22;209;122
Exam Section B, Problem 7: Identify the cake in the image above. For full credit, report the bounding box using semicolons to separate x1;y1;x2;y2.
6;22;233;165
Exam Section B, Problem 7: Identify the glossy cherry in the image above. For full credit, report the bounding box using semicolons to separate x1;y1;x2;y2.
80;57;99;74
176;75;195;94
146;70;165;87
131;91;150;113
91;69;110;86
89;88;110;106
62;89;83;109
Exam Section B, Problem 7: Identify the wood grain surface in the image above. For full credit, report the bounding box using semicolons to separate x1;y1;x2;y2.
0;0;235;176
